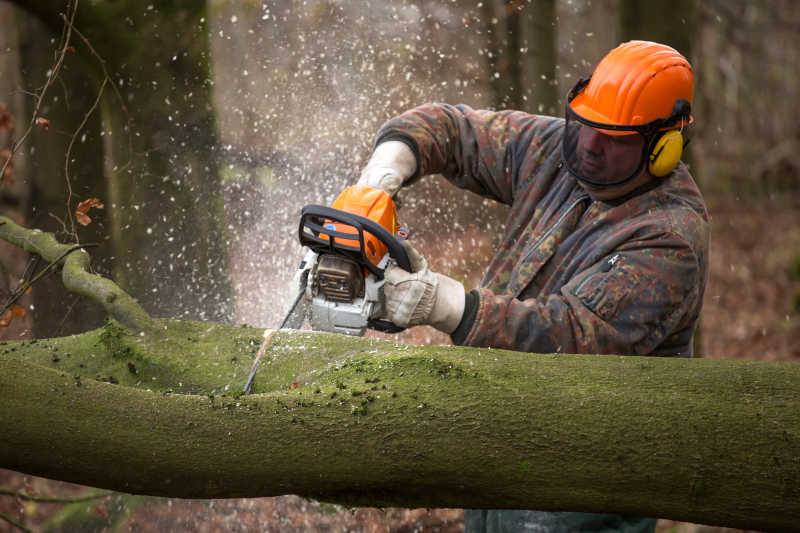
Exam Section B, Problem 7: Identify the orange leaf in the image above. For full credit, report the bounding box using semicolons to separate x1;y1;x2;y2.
0;305;25;328
75;197;105;226
75;212;91;226
36;117;50;131
76;198;104;214
0;103;11;131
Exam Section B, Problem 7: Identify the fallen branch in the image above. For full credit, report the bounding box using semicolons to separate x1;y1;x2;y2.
0;487;109;504
0;511;30;533
0;216;152;331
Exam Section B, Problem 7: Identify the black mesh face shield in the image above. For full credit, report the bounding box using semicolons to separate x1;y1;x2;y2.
562;107;649;188
562;78;692;189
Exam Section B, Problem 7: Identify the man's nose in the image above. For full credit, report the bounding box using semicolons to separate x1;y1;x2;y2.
582;127;607;154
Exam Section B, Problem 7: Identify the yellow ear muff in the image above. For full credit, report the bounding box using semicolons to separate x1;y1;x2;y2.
648;130;683;177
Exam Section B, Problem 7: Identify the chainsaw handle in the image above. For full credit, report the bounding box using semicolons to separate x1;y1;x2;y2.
368;318;405;334
299;205;413;276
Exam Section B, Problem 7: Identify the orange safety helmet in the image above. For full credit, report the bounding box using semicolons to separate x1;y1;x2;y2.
569;40;694;128
562;41;695;187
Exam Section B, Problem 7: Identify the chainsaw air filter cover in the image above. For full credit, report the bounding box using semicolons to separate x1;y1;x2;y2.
317;254;364;303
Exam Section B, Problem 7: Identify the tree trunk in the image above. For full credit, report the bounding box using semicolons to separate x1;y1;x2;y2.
482;1;524;109
522;0;558;115
1;319;799;532
9;0;232;323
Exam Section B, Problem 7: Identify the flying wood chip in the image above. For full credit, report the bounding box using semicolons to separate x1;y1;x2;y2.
75;197;105;226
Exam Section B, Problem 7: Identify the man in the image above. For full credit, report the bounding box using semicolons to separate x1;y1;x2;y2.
358;41;709;532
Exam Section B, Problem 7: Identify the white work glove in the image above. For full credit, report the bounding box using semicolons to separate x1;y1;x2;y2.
357;140;417;197
383;242;465;334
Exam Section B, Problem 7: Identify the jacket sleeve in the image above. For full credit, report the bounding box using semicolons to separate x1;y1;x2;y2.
374;103;560;206
459;235;703;356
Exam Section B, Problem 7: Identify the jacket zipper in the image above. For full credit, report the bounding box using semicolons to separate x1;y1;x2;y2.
519;195;590;266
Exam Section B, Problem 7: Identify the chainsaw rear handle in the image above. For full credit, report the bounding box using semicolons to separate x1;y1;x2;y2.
299;205;413;277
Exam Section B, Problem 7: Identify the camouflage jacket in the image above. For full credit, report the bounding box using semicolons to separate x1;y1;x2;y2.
376;103;709;357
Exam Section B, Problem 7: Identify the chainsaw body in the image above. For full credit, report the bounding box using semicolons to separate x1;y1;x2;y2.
287;186;411;336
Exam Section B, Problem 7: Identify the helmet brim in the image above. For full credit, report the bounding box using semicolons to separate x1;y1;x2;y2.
569;90;694;135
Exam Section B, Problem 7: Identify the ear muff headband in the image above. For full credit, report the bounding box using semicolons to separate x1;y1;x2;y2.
648;130;683;177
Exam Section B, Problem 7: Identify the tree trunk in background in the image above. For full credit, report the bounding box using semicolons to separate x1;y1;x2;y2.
522;0;558;115
618;1;695;57
10;0;232;323
617;0;703;355
616;0;696;173
1;322;799;532
14;9;109;337
0;4;35;340
482;1;523;109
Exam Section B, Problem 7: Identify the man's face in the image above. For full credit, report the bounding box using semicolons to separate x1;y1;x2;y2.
576;126;645;185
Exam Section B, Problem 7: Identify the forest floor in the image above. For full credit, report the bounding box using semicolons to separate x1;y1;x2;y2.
1;194;798;532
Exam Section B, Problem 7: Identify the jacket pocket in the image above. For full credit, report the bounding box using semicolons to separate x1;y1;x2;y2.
573;254;636;321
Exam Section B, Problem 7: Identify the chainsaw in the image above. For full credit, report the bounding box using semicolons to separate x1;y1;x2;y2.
280;185;412;337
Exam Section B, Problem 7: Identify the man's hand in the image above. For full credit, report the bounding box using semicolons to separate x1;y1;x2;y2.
357;140;416;197
383;242;465;334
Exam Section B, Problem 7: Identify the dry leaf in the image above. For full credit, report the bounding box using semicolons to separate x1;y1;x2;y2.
75;197;105;226
0;103;11;131
36;117;50;131
0;304;26;328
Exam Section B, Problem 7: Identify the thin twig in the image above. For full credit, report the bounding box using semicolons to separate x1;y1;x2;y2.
0;511;30;533
0;0;79;190
64;77;107;239
63;15;135;172
0;487;110;503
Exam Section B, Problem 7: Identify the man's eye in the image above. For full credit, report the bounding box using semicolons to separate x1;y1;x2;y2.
610;135;641;147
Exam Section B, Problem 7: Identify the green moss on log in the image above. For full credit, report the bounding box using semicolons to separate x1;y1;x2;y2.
2;321;800;531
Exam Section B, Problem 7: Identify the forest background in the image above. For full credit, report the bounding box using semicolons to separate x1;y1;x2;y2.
0;0;798;531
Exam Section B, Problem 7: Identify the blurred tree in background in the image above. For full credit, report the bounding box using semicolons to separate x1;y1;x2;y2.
5;0;232;333
1;0;799;531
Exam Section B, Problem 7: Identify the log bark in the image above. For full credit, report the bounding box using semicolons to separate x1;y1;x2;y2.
1;219;800;531
1;321;800;531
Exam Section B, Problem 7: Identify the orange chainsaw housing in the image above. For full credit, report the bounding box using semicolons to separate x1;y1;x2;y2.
322;185;398;267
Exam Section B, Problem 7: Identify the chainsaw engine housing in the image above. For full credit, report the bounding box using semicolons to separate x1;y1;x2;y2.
304;250;386;336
